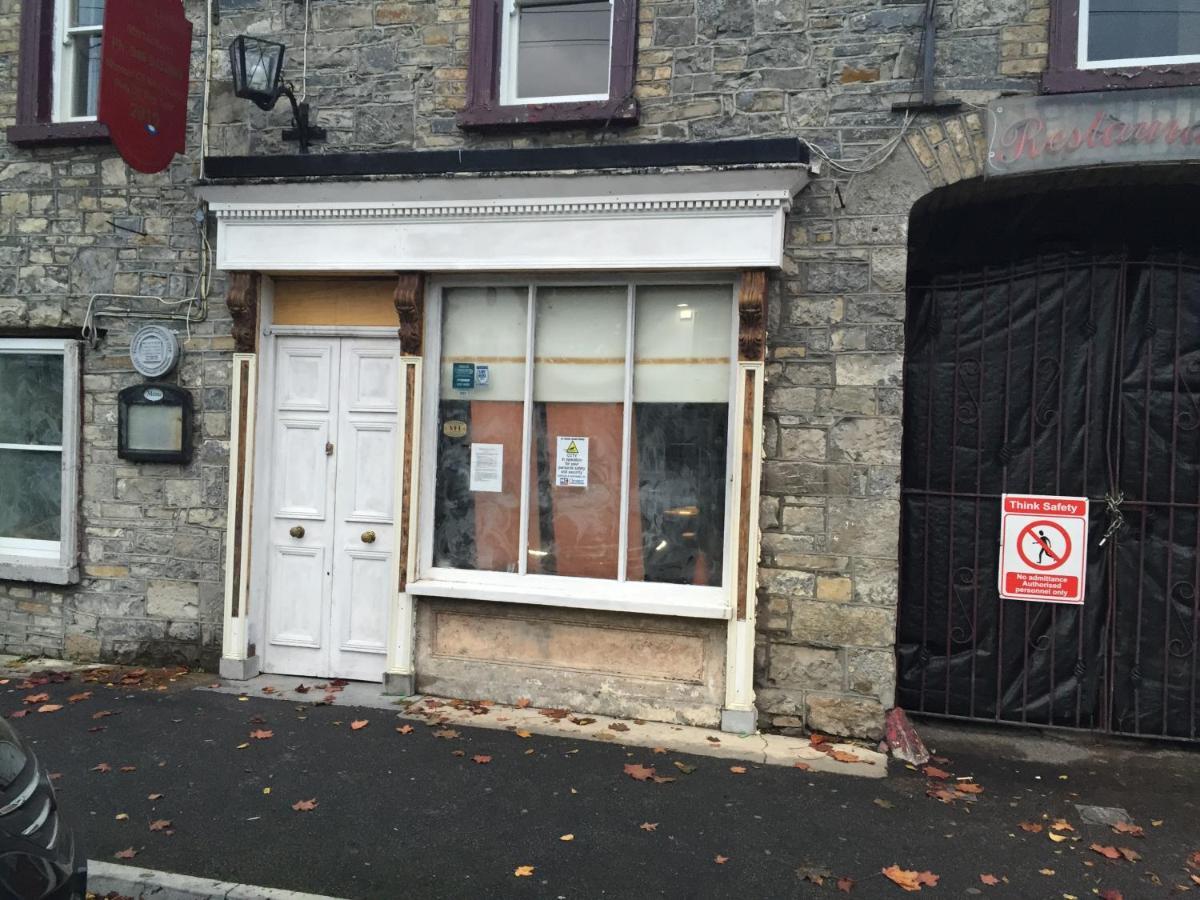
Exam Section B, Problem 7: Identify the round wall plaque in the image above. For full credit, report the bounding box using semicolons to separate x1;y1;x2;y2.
130;325;180;378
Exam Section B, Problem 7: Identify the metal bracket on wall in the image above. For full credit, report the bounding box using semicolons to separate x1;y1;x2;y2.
891;0;962;112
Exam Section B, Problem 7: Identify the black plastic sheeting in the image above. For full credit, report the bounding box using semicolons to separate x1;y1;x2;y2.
897;252;1200;739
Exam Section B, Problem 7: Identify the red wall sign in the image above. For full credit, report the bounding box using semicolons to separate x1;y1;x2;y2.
98;0;193;175
998;494;1089;605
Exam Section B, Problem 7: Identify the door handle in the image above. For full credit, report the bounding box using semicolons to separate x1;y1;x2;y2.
325;442;334;456
289;525;306;539
361;530;377;544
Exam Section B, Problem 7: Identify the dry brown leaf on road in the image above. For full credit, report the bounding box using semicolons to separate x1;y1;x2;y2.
672;761;696;775
67;692;92;703
881;865;939;892
149;819;172;832
837;876;854;893
1051;819;1075;833
1098;890;1124;900
23;693;49;704
91;763;111;773
608;722;630;732
514;866;534;877
1089;844;1121;860
559;834;574;842
923;766;952;779
432;729;460;739
37;705;63;713
92;710;113;719
516;697;531;708
350;720;369;730
119;766;136;773
249;729;273;740
396;725;414;734
794;761;811;771
472;755;492;765
1049;832;1069;843
292;799;318;811
639;822;658;831
623;763;656;782
147;793;163;801
714;855;729;865
113;848;137;860
1117;847;1140;862
980;873;1000;885
730;766;747;774
1112;821;1144;837
1018;821;1043;833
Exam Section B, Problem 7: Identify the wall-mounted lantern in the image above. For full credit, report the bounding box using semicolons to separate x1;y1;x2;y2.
229;35;326;153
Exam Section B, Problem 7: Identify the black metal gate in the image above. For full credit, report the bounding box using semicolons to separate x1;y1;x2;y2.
897;252;1200;740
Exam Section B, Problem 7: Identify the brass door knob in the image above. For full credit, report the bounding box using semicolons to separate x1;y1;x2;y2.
361;530;377;544
289;525;306;539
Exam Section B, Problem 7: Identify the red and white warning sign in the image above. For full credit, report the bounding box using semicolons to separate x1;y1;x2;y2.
998;494;1089;605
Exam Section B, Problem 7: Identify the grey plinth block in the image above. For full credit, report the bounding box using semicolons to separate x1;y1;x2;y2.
218;655;261;681
382;671;415;696
720;707;757;735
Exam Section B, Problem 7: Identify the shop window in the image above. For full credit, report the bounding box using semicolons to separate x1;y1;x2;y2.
457;0;638;129
422;280;734;616
7;0;111;145
0;340;81;585
1046;0;1200;92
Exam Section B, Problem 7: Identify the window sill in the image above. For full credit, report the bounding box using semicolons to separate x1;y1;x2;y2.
457;96;638;130
0;559;78;586
1042;66;1200;94
6;120;110;146
408;577;730;620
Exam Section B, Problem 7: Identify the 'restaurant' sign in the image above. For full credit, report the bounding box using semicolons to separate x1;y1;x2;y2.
986;87;1200;177
98;0;193;175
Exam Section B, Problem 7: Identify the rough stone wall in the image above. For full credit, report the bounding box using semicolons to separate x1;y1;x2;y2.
0;0;229;667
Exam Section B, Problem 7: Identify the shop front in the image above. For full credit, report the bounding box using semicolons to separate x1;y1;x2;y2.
201;149;809;731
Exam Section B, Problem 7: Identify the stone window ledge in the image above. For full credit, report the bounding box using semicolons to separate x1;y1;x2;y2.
0;560;79;586
6;122;110;146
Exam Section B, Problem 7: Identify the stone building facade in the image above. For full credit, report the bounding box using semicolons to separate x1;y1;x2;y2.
14;0;1188;741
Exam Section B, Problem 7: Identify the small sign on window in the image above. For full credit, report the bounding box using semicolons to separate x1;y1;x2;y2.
555;436;589;488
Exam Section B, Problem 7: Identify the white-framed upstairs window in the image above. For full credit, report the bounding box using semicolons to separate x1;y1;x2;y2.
499;0;615;105
0;340;81;585
413;276;737;619
54;0;105;122
1078;0;1200;69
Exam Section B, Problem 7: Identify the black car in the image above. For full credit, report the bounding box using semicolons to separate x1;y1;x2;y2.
0;717;86;900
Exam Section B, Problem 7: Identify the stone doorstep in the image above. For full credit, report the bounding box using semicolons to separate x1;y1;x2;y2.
0;656;104;674
88;859;348;900
199;675;888;779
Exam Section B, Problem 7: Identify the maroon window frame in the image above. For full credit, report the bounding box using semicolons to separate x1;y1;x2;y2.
6;0;110;146
457;0;638;130
1044;0;1200;93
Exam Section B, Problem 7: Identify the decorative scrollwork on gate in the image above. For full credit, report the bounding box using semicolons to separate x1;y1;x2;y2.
1176;357;1200;431
955;360;982;425
950;568;977;644
1027;606;1052;651
1169;582;1197;659
1035;357;1061;426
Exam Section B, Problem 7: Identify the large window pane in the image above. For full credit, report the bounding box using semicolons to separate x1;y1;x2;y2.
0;354;64;446
516;1;611;99
0;449;61;542
433;287;528;572
1087;0;1200;63
627;286;732;586
528;285;626;579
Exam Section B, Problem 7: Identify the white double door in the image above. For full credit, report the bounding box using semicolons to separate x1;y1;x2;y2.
262;336;400;682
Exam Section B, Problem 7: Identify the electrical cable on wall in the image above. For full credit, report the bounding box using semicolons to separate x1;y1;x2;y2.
300;0;310;101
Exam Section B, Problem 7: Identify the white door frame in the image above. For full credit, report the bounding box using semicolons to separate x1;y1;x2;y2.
248;318;403;681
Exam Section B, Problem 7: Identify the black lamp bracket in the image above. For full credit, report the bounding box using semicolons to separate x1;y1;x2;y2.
278;82;327;153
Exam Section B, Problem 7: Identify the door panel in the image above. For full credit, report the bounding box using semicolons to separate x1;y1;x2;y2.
263;338;339;679
329;340;400;682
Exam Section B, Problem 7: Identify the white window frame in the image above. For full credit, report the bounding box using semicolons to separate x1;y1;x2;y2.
499;0;614;106
53;0;105;124
0;339;81;585
410;273;738;620
1077;0;1200;69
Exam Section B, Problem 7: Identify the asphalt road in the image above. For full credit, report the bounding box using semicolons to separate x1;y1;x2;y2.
6;673;1198;899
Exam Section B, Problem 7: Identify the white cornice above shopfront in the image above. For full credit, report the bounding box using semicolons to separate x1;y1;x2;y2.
199;168;808;272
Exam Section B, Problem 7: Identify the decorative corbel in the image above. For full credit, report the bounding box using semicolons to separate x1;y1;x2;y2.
737;270;767;362
226;272;261;354
394;272;426;356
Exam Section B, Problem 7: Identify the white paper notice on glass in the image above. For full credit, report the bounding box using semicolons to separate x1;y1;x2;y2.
469;443;503;493
555;436;589;488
